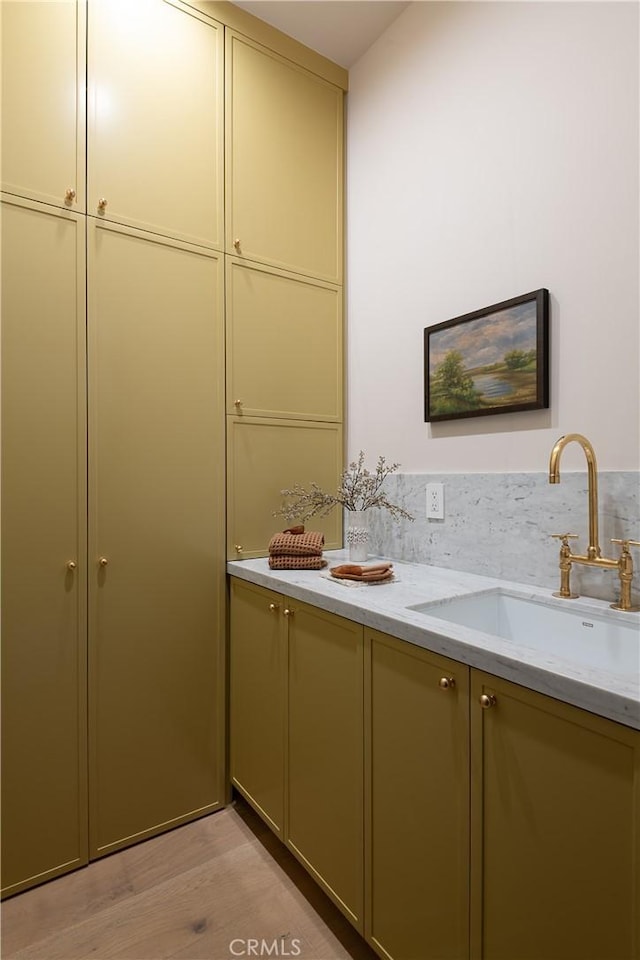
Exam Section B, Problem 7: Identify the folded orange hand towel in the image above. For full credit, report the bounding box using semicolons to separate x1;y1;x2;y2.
269;555;328;570
269;530;325;558
331;563;393;577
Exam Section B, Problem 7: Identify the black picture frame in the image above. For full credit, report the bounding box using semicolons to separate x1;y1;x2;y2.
424;288;549;423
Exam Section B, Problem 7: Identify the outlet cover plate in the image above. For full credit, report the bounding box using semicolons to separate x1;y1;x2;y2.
426;482;444;520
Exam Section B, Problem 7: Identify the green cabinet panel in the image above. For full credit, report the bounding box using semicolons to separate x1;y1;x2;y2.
471;671;640;960
226;258;342;422
229;580;364;930
287;600;364;930
88;220;226;857
227;417;343;560
1;0;86;211
88;0;223;247
367;630;470;960
1;195;88;897
226;30;343;283
230;578;286;835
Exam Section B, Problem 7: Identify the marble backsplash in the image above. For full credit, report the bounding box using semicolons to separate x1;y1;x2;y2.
367;472;640;605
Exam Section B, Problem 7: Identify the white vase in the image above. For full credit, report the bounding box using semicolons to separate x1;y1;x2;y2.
346;509;370;562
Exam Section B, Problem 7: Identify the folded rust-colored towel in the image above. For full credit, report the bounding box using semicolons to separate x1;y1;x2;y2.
268;528;325;558
269;555;328;570
330;562;393;583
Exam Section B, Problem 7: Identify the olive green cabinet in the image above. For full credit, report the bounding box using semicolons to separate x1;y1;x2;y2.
230;578;286;836
230;586;640;960
224;27;345;559
287;598;364;931
227;417;343;559
367;641;640;960
1;194;88;897
225;30;343;284
229;580;364;930
1;0;227;895
471;671;640;960
87;0;223;247
226;257;342;422
366;630;470;960
1;0;86;211
87;219;226;858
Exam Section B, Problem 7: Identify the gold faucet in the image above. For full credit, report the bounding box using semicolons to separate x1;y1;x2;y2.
548;433;639;612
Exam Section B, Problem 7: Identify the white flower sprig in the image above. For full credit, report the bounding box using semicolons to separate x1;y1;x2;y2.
274;451;414;524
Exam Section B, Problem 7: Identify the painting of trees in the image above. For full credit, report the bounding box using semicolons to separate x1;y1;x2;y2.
425;289;549;421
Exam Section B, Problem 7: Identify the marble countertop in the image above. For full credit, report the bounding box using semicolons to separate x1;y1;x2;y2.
227;551;640;730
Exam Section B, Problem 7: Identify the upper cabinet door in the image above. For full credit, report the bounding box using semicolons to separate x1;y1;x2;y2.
88;0;223;248
226;258;342;421
1;0;86;211
226;31;344;284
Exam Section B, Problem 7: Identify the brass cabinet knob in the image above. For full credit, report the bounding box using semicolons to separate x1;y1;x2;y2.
269;602;279;612
65;188;76;203
233;238;241;250
66;560;77;571
283;608;293;617
233;399;243;408
98;557;108;567
234;544;243;553
479;693;496;709
97;198;108;211
439;677;455;690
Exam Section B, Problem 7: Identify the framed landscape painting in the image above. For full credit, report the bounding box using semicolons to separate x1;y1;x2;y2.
424;289;549;423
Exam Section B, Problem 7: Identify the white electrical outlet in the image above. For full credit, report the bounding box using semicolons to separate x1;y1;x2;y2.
426;482;444;520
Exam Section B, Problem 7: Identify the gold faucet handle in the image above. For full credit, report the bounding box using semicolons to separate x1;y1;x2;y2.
611;539;640;552
551;533;579;545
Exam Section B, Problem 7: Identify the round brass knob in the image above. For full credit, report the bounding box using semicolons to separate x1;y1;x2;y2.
65;188;76;203
479;693;496;709
269;602;279;612
234;399;243;407
67;560;77;571
283;608;293;617
439;677;455;690
99;557;108;567
97;198;108;211
234;545;243;553
233;238;241;250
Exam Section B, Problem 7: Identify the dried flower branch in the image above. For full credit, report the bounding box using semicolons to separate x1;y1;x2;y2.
274;452;415;524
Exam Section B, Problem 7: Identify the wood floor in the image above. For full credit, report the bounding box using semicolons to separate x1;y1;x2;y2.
1;798;378;960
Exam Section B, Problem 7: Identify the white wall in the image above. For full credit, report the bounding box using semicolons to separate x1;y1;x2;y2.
346;1;639;473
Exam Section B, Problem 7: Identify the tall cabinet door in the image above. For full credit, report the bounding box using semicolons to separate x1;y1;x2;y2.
1;195;88;897
1;0;86;211
88;0;223;248
87;220;225;858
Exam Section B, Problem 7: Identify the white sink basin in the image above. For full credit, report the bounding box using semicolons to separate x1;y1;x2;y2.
408;589;640;676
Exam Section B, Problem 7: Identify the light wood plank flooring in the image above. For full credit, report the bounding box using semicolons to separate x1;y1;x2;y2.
1;798;377;960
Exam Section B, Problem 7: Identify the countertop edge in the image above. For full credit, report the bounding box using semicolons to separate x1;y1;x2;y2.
227;554;640;731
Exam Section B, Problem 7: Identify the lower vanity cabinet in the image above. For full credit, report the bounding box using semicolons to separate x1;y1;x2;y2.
471;671;640;960
287;598;364;930
229;578;364;929
229;583;640;960
229;578;286;835
366;630;470;960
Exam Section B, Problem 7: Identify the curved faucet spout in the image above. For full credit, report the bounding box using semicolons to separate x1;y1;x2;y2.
548;433;601;559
